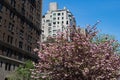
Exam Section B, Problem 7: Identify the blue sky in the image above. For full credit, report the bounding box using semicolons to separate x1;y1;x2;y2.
42;0;120;42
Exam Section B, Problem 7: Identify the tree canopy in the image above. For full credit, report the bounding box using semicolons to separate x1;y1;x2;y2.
32;26;120;80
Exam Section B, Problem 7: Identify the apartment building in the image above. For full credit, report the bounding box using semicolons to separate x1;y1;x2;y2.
41;2;76;42
0;0;42;80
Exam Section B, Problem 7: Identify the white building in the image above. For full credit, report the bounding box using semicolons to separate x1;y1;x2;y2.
41;2;76;42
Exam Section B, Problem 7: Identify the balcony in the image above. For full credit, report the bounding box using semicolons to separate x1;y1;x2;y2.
0;40;39;62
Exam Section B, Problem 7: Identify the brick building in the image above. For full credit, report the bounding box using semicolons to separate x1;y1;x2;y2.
0;0;42;80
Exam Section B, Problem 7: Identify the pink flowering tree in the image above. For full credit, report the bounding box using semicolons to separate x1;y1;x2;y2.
33;26;120;80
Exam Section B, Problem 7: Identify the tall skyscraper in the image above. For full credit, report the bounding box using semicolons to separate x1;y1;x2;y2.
0;0;42;80
41;2;76;42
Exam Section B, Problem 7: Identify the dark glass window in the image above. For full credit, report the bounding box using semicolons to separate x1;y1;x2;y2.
29;15;33;21
10;11;15;19
18;54;23;60
28;25;33;32
13;64;15;70
53;22;56;25
19;41;23;49
5;63;8;70
66;21;68;24
53;13;56;16
0;3;3;12
8;23;14;32
22;0;26;3
53;17;56;20
7;35;13;44
0;61;3;67
53;34;56;37
46;20;50;22
27;46;31;52
58;17;59;20
19;30;24;38
0;16;2;25
62;27;64;31
28;35;32;42
6;49;12;57
48;23;51;26
21;7;25;15
11;0;16;8
62;21;64;24
8;64;11;71
58;13;60;16
5;63;11;71
30;5;34;12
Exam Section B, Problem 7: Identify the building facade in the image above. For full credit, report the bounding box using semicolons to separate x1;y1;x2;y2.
0;0;42;80
41;2;76;42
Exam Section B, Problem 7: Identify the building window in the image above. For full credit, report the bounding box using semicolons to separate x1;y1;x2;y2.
30;5;34;12
53;13;56;16
5;63;8;70
5;63;11;71
8;23;14;32
3;33;5;40
53;34;56;37
0;61;3;67
62;17;64;19
62;27;64;31
10;11;15;19
6;49;12;57
27;45;31;52
62;21;64;24
58;13;60;16
13;64;15;70
19;30;24;39
19;41;23;49
29;15;33;21
48;23;51;26
57;22;59;24
48;27;51;30
37;13;40;20
0;16;2;26
53;22;56;25
7;35;13;44
53;30;56;33
62;13;64;15
46;20;50;22
66;21;68;24
42;26;44;29
6;7;8;11
20;19;24;27
11;0;16;8
48;31;51;34
28;25;33;32
68;15;71;17
0;3;3;12
36;22;40;28
22;0;26;3
21;7;25;15
8;64;11;71
28;35;32;42
18;54;23;61
58;17;59;20
53;17;56;20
